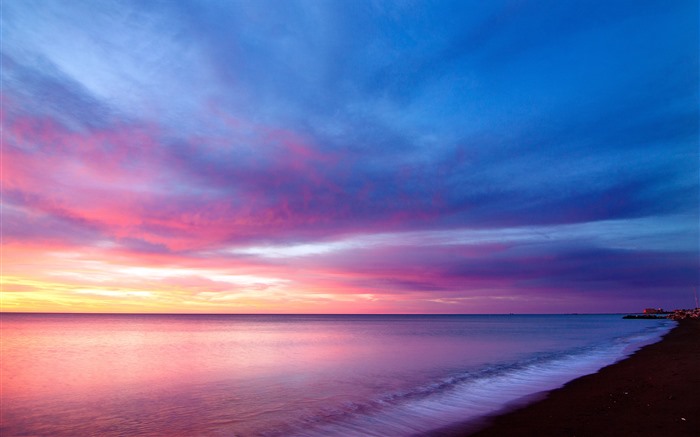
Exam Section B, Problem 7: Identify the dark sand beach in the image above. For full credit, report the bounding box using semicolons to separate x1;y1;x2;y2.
446;319;700;436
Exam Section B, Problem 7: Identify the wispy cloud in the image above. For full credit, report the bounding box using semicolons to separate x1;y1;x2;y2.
2;0;697;313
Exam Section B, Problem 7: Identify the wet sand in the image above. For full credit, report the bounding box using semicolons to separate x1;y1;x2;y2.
448;319;700;436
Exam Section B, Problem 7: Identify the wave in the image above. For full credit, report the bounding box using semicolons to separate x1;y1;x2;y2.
269;322;673;437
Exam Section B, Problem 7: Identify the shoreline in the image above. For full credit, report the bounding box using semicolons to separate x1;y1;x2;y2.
440;319;699;436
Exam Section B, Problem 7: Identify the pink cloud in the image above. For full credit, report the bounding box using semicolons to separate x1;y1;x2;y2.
4;108;339;251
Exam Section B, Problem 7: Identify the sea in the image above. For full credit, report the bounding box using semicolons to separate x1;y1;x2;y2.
0;313;673;436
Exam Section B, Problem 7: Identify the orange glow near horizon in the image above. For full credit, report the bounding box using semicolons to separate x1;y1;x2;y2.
0;242;412;314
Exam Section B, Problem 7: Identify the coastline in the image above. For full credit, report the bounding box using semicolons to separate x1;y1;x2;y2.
442;319;699;436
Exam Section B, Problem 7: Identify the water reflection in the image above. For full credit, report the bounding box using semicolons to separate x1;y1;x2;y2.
1;314;670;436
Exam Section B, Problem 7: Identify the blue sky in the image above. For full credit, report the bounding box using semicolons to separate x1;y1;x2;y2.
2;0;698;313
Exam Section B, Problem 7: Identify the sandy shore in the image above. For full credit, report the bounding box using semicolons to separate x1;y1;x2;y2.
441;319;700;437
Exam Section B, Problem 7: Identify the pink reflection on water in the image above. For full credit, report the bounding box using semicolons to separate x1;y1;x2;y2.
1;314;559;436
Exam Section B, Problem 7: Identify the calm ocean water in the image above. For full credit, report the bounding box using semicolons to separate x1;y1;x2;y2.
1;313;672;436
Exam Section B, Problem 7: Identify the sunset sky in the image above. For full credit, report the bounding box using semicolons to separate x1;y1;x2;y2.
2;0;698;314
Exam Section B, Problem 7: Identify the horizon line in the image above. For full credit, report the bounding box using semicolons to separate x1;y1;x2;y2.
0;311;636;316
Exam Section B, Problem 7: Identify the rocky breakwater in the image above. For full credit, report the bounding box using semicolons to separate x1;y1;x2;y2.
668;308;700;320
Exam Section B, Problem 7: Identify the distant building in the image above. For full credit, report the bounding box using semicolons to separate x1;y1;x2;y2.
643;308;664;314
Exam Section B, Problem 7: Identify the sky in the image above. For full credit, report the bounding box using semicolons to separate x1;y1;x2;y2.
1;0;698;314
